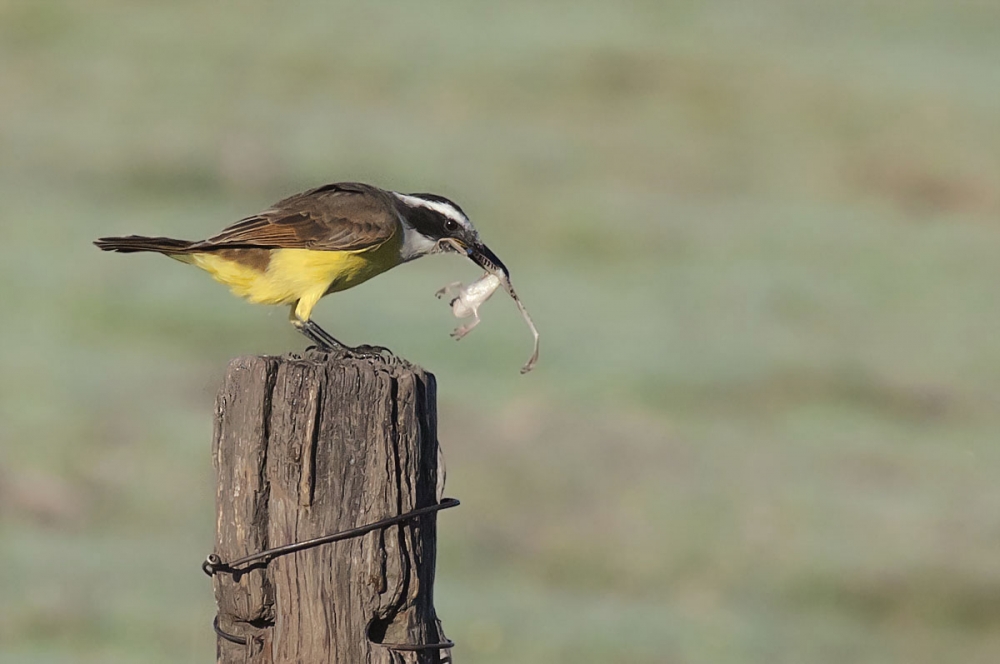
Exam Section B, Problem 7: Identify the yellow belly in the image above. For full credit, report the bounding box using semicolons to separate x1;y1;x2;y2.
182;237;402;321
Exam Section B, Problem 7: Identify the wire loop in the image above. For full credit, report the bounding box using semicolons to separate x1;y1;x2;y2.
213;615;248;646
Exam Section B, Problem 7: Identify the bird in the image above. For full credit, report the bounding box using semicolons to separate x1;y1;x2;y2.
94;181;508;354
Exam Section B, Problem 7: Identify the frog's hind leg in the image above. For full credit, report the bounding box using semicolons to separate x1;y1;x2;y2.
451;310;482;340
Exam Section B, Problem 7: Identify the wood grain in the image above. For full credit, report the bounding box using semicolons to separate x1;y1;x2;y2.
211;352;449;663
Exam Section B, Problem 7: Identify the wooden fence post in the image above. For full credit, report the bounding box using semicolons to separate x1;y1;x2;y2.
206;352;452;663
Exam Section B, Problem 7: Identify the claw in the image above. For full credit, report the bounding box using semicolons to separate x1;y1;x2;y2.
346;344;395;360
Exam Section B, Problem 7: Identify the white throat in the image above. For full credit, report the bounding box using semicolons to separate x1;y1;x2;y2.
398;217;439;262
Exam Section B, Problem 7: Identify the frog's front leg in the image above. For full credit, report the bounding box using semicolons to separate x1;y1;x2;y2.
435;282;465;301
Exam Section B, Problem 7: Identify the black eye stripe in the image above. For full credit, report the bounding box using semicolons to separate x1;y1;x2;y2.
394;192;470;240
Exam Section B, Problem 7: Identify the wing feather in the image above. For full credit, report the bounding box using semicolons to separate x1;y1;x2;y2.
191;183;398;253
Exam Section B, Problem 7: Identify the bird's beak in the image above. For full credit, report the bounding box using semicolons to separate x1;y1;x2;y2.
467;242;509;278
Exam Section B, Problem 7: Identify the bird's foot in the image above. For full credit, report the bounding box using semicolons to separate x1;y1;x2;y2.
344;344;397;364
306;343;397;364
304;343;393;361
295;321;397;364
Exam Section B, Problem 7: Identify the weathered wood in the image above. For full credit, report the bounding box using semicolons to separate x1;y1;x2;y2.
210;351;450;663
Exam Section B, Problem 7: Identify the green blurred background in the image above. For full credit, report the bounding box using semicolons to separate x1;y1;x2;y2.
2;1;1000;662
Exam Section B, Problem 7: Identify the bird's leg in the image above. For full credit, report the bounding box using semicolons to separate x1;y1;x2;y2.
288;304;347;352
289;307;394;361
300;320;351;352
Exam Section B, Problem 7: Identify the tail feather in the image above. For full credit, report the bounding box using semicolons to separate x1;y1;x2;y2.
94;235;195;254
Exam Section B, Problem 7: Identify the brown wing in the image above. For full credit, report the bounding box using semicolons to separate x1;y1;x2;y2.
191;182;398;252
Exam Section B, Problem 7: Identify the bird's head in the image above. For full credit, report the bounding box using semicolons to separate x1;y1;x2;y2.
393;192;509;277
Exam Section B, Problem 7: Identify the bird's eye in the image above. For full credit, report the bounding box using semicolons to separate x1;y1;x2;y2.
444;219;459;232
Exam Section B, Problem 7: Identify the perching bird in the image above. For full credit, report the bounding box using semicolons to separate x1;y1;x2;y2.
95;182;508;354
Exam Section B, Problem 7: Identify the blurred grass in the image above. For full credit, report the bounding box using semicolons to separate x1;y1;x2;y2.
2;1;1000;662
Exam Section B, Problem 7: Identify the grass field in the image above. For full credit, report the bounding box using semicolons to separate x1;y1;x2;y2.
2;1;1000;662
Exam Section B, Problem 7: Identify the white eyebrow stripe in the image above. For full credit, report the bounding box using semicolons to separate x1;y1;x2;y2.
393;193;471;229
